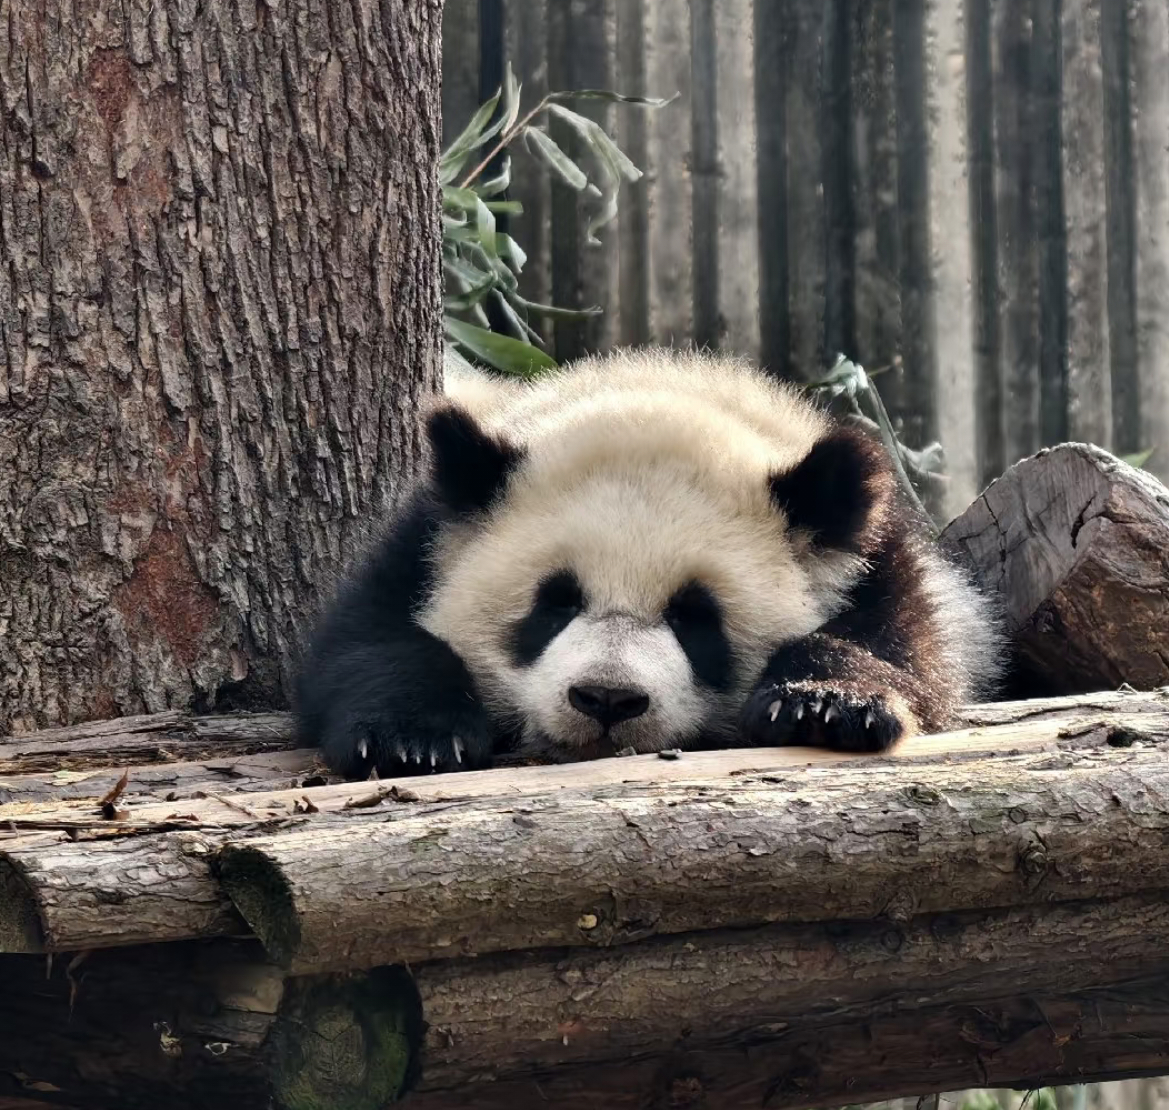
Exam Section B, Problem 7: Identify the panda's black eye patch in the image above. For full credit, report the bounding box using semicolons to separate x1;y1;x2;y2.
507;570;585;667
665;582;732;691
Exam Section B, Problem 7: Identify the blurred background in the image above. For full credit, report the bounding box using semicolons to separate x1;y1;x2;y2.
440;0;1169;525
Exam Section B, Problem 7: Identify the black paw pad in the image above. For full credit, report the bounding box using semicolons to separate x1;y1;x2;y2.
740;682;905;753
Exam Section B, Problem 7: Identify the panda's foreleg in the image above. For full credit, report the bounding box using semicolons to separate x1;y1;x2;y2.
299;633;496;779
738;633;935;754
294;498;496;780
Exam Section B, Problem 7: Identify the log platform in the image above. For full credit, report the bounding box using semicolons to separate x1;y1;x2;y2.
5;687;1169;1110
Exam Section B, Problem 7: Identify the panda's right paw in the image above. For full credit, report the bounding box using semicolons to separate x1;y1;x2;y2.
321;703;495;780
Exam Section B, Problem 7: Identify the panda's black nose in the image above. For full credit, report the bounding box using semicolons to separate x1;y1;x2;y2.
569;684;651;726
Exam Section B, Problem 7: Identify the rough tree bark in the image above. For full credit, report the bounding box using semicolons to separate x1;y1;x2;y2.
6;900;1169;1110
0;0;444;733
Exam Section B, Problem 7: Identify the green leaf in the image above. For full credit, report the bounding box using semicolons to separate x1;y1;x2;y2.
443;257;499;311
547;104;642;182
523;127;589;190
444;317;558;378
493;290;543;345
546;89;679;109
475;197;497;257
1122;446;1156;469
498;234;527;273
476;156;513;198
512;295;603;321
483;200;524;215
442;185;481;211
500;62;523;132
439;89;504;185
545;104;643;242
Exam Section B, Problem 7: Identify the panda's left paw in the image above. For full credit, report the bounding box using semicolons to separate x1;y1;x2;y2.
740;680;907;753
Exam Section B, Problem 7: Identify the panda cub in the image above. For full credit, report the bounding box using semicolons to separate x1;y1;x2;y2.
296;348;1003;779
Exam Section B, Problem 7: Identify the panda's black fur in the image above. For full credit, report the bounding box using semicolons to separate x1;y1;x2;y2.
295;349;1004;779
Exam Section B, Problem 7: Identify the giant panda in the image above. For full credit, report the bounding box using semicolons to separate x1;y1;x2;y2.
295;348;1004;779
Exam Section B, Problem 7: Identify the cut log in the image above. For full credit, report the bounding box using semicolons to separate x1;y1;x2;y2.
0;710;305;774
5;897;1169;1110
220;731;1169;974
4;688;1168;963
942;442;1169;694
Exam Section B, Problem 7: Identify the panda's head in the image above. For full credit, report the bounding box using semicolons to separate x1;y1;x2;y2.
417;358;894;761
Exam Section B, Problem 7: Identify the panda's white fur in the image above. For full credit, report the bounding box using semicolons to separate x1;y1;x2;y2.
425;351;865;757
296;347;1004;778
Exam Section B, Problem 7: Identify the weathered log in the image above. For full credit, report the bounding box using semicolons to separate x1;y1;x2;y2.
220;730;1169;974
942;442;1169;695
5;896;1169;1110
4;688;1167;963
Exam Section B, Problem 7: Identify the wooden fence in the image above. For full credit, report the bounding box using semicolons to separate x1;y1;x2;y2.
441;0;1169;520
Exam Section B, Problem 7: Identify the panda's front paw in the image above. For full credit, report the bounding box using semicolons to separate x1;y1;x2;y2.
740;680;907;753
321;703;495;780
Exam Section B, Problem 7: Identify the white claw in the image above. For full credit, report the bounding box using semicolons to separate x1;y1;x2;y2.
767;699;782;722
358;738;369;760
865;711;876;729
395;743;407;762
795;704;805;721
413;752;422;765
452;736;464;763
824;705;840;724
430;751;437;768
809;698;823;716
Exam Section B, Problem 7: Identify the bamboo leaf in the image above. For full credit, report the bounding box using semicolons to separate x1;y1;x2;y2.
476;156;513;198
546;89;679;108
439;89;504;185
500;62;523;132
442;185;481;211
522;127;589;190
511;295;603;321
498;234;527;273
1122;447;1156;469
546;104;642;182
444;266;499;312
444;317;558;378
475;197;497;257
483;200;523;215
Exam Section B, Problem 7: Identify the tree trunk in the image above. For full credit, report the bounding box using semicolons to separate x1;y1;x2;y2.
0;0;444;734
942;443;1169;696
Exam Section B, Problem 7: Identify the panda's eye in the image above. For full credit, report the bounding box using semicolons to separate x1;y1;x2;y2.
664;582;733;691
665;582;721;630
507;570;585;667
536;570;586;614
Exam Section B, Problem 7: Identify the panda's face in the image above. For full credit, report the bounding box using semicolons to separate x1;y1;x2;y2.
503;567;732;758
420;468;855;760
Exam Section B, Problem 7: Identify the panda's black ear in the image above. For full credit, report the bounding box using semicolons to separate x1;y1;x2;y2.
769;426;893;552
426;403;525;514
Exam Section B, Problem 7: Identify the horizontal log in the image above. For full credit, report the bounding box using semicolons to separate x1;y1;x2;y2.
220;735;1169;973
3;688;1167;959
942;442;1169;695
5;896;1169;1110
407;893;1169;1100
0;685;1148;809
0;711;302;775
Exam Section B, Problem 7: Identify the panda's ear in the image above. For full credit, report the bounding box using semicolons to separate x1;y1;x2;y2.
768;426;893;552
426;402;525;514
